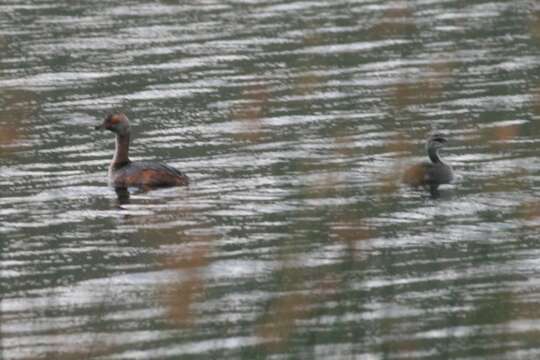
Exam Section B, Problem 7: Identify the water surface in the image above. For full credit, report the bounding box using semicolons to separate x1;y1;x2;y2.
2;1;540;359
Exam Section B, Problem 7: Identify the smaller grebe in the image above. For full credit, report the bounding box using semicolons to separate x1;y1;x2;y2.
95;113;189;189
402;133;453;196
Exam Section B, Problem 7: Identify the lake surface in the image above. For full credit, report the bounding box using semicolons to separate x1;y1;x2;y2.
1;0;540;359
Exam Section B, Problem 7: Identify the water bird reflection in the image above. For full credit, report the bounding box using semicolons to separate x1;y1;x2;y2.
114;186;131;205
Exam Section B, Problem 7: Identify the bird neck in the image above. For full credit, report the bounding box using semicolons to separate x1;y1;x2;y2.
112;132;131;168
428;146;441;163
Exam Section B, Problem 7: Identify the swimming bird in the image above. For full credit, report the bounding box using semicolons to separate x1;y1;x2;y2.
402;133;453;196
95;113;189;189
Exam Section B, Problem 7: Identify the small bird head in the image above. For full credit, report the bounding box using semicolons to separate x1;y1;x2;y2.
95;113;130;136
426;133;448;151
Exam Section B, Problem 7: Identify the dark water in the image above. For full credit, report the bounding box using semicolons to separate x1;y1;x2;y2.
2;1;540;359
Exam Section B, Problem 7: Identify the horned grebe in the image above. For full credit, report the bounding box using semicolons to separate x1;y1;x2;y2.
95;113;189;189
402;133;453;196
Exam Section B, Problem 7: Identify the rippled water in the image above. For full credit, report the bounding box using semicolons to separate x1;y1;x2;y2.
2;1;540;359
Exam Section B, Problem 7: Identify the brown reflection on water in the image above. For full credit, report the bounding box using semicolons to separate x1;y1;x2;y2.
485;122;527;193
252;126;376;351
162;233;212;327
392;61;454;110
0;124;18;153
294;72;322;98
254;259;341;353
0;90;37;155
369;4;418;39
488;123;521;149
331;132;373;245
231;85;270;143
380;132;414;194
482;121;537;229
256;291;310;352
535;89;540;116
533;6;540;119
519;201;540;221
118;197;212;328
530;9;540;41
330;216;371;255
